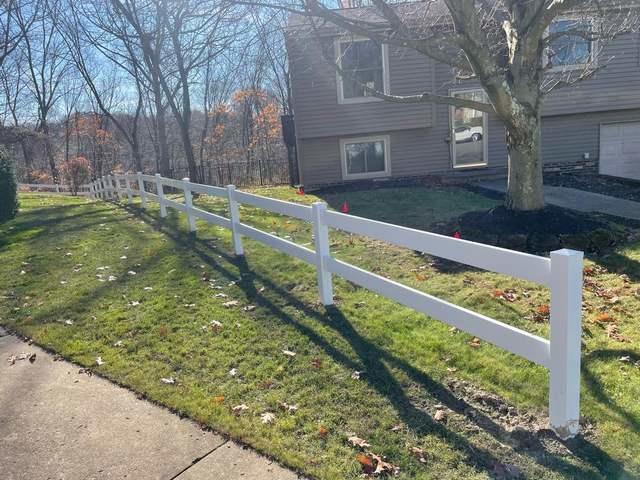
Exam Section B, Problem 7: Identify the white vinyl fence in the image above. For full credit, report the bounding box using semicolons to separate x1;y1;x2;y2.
19;183;92;195
90;172;583;439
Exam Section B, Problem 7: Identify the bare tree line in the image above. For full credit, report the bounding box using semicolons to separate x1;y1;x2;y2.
0;0;293;186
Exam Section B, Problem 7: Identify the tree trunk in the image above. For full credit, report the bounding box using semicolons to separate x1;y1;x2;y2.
504;112;544;211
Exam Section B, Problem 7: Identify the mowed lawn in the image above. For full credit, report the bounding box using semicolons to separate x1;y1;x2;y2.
1;188;639;479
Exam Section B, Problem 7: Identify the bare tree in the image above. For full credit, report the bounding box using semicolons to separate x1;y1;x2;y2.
18;0;71;181
261;0;639;210
57;0;146;172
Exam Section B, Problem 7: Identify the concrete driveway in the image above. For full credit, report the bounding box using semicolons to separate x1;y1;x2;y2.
477;178;640;221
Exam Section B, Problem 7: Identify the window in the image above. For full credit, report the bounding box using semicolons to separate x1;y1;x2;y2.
547;19;594;69
336;38;388;103
450;89;488;168
340;135;390;179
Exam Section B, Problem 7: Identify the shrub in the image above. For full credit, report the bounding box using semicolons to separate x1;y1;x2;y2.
60;156;91;195
0;147;18;222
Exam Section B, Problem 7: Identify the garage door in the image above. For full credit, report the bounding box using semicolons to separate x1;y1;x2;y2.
600;122;640;181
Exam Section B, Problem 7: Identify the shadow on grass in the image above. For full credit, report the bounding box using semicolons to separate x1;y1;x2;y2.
582;349;640;433
119;202;631;480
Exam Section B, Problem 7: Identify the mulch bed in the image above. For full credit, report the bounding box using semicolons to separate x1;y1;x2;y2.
545;174;640;203
433;204;634;255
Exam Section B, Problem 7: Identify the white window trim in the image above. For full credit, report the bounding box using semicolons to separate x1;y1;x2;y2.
545;16;598;72
340;135;391;180
335;36;390;105
449;88;489;169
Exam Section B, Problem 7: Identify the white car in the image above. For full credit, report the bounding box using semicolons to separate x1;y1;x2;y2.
454;125;483;143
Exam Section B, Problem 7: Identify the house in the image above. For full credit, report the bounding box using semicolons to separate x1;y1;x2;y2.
285;4;640;187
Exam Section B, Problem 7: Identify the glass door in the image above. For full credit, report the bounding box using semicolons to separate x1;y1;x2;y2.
451;90;488;168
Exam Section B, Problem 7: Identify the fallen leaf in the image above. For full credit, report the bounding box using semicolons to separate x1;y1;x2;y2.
280;402;298;413
409;446;427;464
607;324;629;342
594;312;615;324
390;424;403;432
356;453;375;475
282;349;296;357
232;404;249;415
229;368;238;377
222;300;238;308
128;271;137;276
318;426;329;438
95;356;105;366
468;337;481;348
311;358;322;369
433;410;447;422
348;436;371;449
211;395;225;404
351;370;364;380
64;319;73;325
243;305;256;312
160;377;176;384
260;412;276;424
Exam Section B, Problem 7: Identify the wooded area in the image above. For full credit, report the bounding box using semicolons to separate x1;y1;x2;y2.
0;0;293;186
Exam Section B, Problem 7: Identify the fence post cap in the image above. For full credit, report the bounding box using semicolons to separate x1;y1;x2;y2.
137;171;143;175
550;249;584;259
155;173;161;177
182;177;190;182
311;201;328;210
227;184;236;190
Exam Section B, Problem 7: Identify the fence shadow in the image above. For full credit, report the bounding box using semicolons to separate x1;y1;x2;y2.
119;201;630;480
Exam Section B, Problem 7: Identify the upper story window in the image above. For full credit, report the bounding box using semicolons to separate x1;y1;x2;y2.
336;37;389;104
547;18;594;70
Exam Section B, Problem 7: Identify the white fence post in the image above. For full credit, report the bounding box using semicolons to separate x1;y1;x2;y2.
155;173;167;218
137;172;147;208
125;175;133;204
182;177;197;232
312;202;334;305
226;185;244;255
549;248;583;439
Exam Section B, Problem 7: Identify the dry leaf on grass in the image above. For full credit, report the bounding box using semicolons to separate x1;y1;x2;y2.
348;436;371;449
260;412;276;424
351;370;364;380
211;396;225;404
357;453;399;476
229;368;238;377
280;402;298;413
491;289;518;302
433;410;448;422
95;356;105;366
243;305;256;312
222;300;238;308
282;349;296;357
468;337;481;348
409;446;427;464
607;324;629;342
310;358;322;369
594;312;615;324
232;404;249;415
160;377;175;384
318;426;329;438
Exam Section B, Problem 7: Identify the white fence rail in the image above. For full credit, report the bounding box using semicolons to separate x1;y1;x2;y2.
19;183;92;195
89;172;583;439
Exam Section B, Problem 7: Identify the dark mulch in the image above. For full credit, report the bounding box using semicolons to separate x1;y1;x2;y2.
433;204;633;255
545;174;640;202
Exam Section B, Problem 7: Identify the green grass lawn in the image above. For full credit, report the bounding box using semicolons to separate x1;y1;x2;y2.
1;188;639;479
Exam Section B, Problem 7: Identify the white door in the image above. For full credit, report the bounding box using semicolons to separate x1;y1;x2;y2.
599;122;640;181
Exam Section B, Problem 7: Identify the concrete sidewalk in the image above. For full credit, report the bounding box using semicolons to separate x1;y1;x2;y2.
477;178;640;221
0;327;300;480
